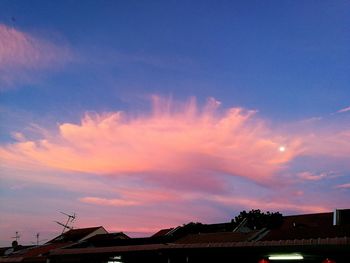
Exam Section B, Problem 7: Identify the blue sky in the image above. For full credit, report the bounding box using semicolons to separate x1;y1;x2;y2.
2;0;349;120
0;0;349;246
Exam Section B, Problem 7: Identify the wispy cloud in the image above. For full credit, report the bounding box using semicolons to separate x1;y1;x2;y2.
0;96;302;186
335;183;350;189
0;24;72;89
297;171;328;181
80;197;140;207
80;188;183;207
337;106;350;114
303;130;350;159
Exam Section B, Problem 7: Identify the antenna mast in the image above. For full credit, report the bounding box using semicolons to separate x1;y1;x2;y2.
55;212;76;234
12;231;20;242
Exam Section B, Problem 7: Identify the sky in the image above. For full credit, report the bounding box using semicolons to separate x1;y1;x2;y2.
0;0;349;246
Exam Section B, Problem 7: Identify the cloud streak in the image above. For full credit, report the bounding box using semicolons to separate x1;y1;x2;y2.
337;106;350;114
80;197;140;207
297;171;328;181
79;188;183;207
335;183;350;189
0;24;72;88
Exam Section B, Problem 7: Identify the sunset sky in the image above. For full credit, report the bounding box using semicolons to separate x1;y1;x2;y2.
0;0;349;246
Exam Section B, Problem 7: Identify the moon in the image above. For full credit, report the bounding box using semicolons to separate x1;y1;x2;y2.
279;146;286;152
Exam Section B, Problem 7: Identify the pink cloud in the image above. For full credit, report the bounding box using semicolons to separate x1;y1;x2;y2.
297;171;328;181
0;24;72;88
212;195;330;214
80;197;140;207
0;97;302;185
79;189;181;207
335;183;350;189
303;130;350;159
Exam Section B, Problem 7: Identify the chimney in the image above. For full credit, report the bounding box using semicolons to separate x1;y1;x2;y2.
333;209;339;226
333;209;350;226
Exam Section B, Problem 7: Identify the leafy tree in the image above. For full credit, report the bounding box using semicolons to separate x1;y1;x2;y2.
231;209;283;230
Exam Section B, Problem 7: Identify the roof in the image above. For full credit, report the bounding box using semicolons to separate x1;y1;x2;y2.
0;248;10;257
262;212;350;241
16;243;70;258
50;243;169;255
151;228;174;237
68;232;130;248
174;231;262;244
65;235;170;249
85;232;130;242
47;226;105;243
49;237;350;256
152;222;235;239
4;210;350;261
47;211;350;259
0;227;108;262
0;243;70;263
263;224;350;241
281;212;333;229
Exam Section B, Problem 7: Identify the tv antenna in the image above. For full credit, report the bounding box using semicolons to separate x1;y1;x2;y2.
55;212;76;234
32;233;47;246
12;231;20;242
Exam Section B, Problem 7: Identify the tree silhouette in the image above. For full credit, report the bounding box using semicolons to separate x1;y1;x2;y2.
232;209;283;230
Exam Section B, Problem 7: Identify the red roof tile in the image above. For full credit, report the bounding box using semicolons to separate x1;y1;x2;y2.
174;231;260;244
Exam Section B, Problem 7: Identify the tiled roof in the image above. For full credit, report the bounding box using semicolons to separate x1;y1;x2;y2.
262;212;350;241
17;243;71;258
50;237;350;256
47;227;103;243
0;243;70;262
151;228;174;237
85;232;130;242
51;243;169;255
0;248;10;257
0;258;23;262
280;212;333;229
174;231;261;244
68;233;130;248
65;236;170;249
151;222;235;240
3;210;350;262
263;225;350;241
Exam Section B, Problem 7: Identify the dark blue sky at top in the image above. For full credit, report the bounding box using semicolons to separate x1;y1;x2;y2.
1;0;349;124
